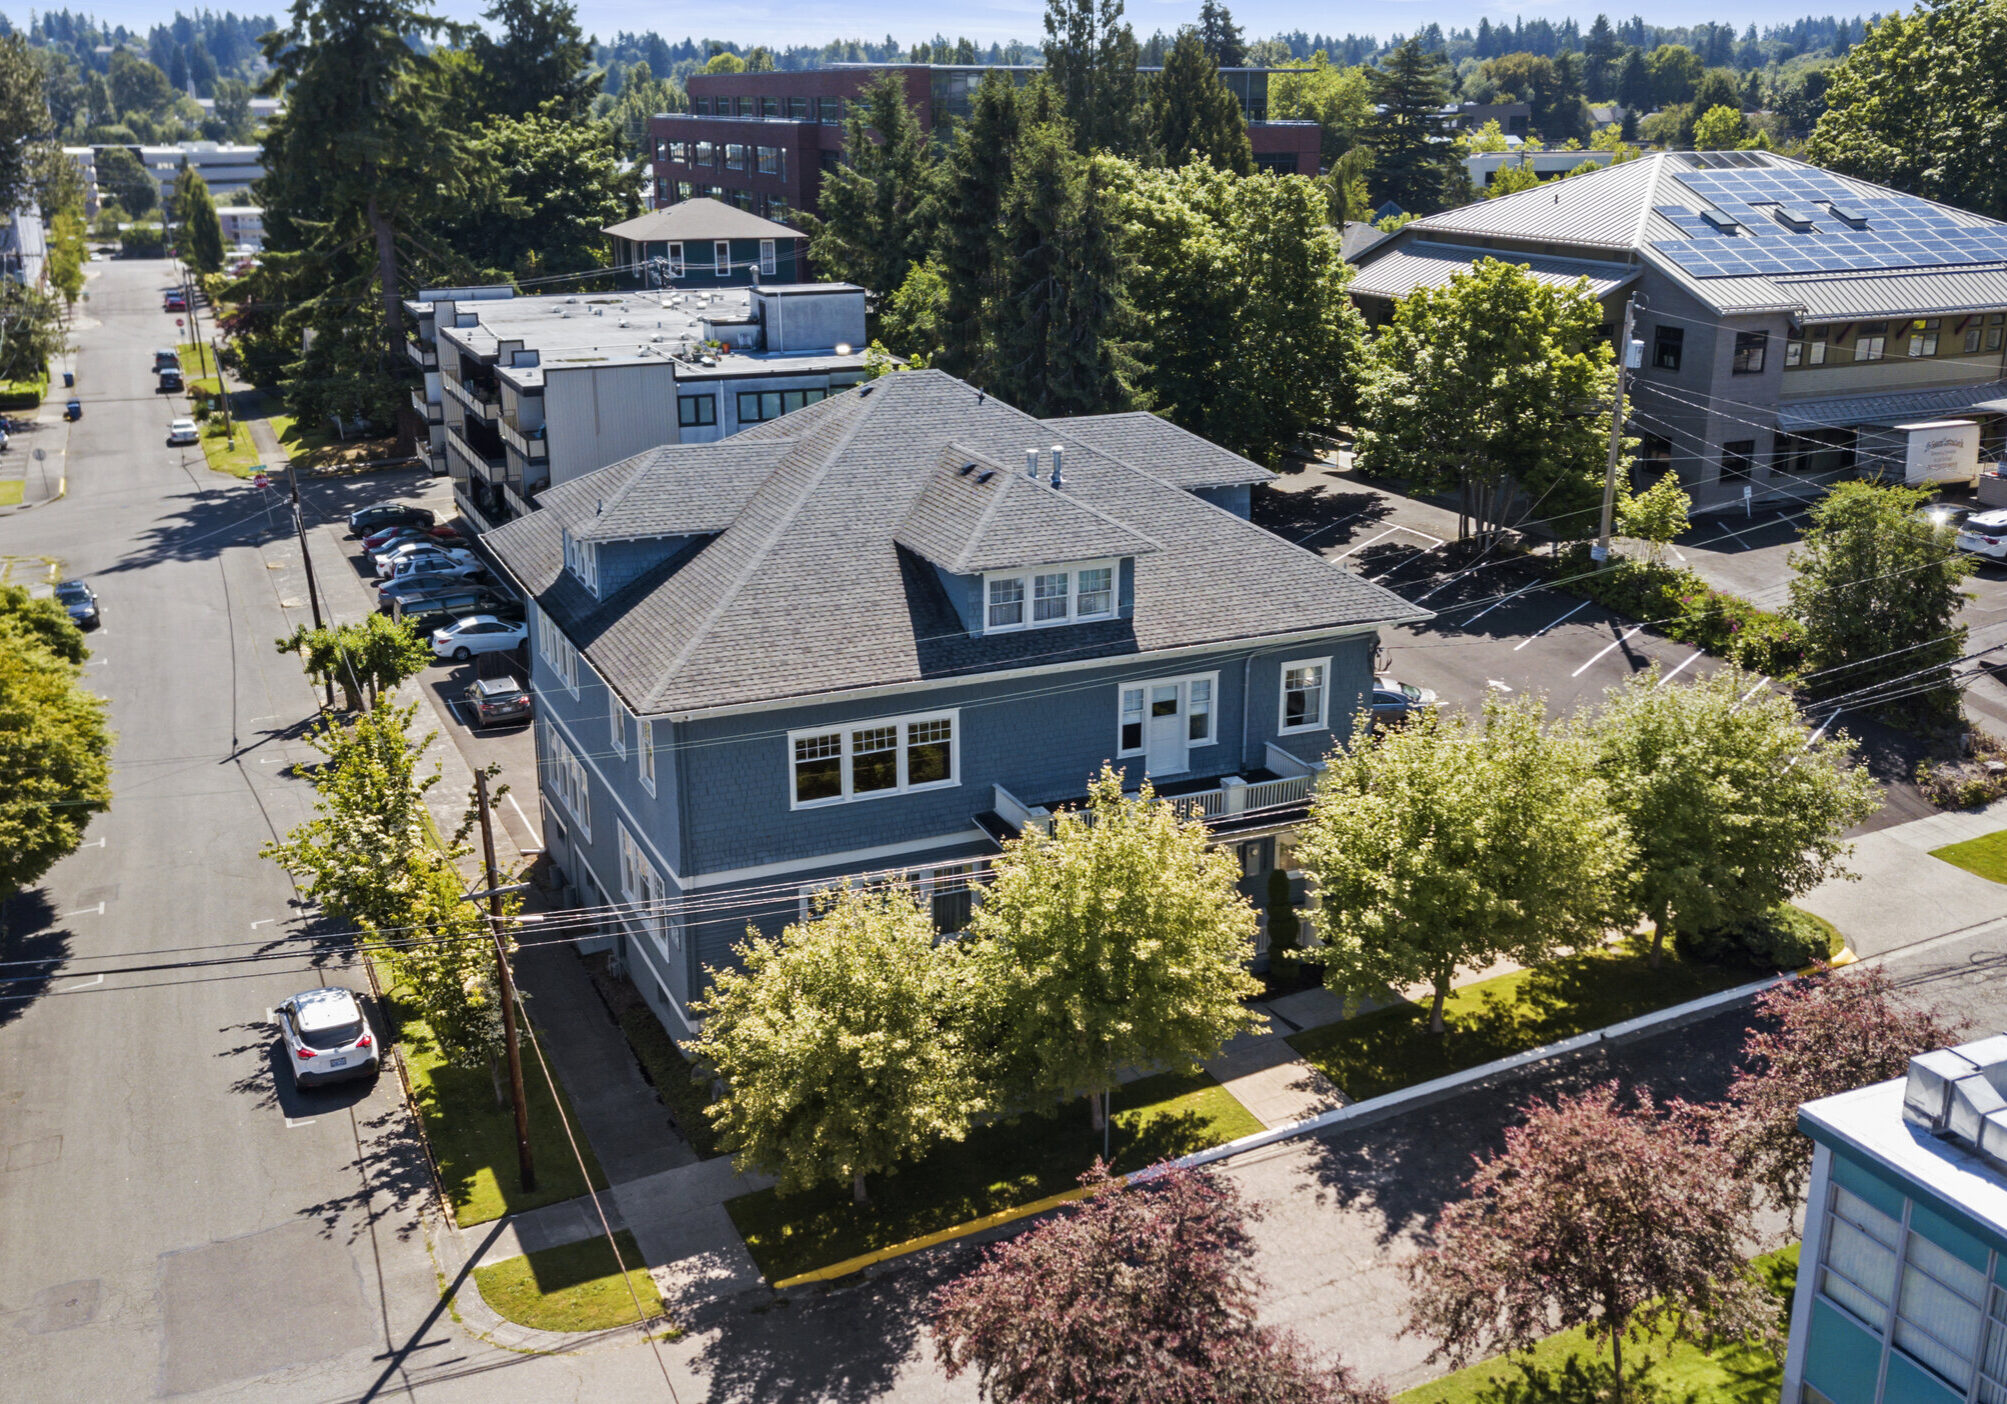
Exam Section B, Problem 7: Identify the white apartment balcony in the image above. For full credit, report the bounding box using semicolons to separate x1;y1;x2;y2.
444;375;499;422
500;417;547;460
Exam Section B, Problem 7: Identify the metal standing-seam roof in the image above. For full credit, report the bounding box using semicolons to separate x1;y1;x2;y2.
1776;267;2007;322
1347;241;1640;302
482;371;1430;717
1776;380;2007;431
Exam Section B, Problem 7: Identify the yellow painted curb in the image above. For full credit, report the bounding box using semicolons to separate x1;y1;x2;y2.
1827;946;1859;968
771;1185;1096;1290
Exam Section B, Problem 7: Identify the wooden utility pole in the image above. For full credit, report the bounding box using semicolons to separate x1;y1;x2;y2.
284;460;335;712
476;768;535;1192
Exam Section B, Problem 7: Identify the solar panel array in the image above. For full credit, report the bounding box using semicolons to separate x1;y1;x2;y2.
1650;166;2007;280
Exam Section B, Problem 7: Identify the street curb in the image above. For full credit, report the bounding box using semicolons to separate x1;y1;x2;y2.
781;969;1805;1290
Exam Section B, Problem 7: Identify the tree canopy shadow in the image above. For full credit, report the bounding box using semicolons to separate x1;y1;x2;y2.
0;890;70;1029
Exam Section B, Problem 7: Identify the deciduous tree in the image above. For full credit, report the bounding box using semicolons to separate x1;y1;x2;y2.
935;1165;1386;1404
1714;968;1967;1215
1297;694;1632;1033
1355;258;1618;545
1692;102;1754;150
1268;51;1372;167
693;885;980;1203
1809;0;2007;220
0;35;53;216
0;586;111;894
1789;480;1973;722
963;767;1264;1127
1587;666;1880;966
276;613;431;713
1407;1084;1773;1399
443;106;635;278
1614;469;1690;564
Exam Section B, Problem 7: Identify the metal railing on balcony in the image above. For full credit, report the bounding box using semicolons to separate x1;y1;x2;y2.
443;375;499;421
445;424;504;480
500;417;547;459
405;339;436;369
410;387;441;423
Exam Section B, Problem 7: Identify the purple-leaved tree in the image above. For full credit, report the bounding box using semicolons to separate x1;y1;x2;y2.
933;1163;1385;1404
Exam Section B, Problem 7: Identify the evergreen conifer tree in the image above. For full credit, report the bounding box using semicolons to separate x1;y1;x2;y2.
172;164;225;273
1366;39;1458;214
1196;0;1247;68
805;72;936;295
1151;29;1253;174
933;70;1021;381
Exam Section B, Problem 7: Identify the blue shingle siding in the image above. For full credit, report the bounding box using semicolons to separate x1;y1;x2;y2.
596;535;694;597
1192;483;1253;519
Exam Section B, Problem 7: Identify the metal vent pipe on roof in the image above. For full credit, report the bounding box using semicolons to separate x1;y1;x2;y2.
1050;444;1063;489
1026;448;1039;477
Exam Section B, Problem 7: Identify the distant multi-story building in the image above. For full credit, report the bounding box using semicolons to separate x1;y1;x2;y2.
646;64;1322;224
1786;1034;2007;1404
64;143;264;217
215;205;263;252
404;282;870;530
1348;150;2007;512
603;198;808;288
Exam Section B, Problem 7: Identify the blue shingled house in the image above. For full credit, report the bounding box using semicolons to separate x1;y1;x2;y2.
480;370;1427;1038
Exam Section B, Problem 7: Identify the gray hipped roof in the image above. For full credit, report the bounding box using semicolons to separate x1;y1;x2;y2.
483;371;1428;716
603;198;802;244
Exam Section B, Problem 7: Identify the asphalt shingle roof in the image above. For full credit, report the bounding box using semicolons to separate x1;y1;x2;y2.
1058;413;1276;490
603;197;802;244
894;444;1161;574
483;372;1427;716
564;439;794;541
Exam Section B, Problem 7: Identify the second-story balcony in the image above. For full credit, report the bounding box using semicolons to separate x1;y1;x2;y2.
405;338;436;369
444;375;500;422
500;417;548;460
410;387;441;424
445;423;505;482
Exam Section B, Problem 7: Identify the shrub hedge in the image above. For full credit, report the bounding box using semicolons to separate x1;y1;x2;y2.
1553;545;1806;678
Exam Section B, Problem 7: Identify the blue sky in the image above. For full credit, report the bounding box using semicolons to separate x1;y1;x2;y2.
4;1;1878;48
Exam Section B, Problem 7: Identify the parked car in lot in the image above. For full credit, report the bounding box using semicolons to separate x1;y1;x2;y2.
376;569;484;603
1370;676;1437;726
360;522;460;553
464;675;532;727
1955;510;2007;559
163;290;186;312
373;541;476;577
157;368;183;393
166;418;199;445
432;615;527;661
346;503;434;536
391;587;522;632
54;579;99;629
276;987;377;1089
153;348;180;373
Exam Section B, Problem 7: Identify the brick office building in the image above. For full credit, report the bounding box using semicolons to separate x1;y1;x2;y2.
647;64;1323;224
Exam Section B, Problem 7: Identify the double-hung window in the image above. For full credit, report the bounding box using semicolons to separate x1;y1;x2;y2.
983;560;1118;632
545;730;591;836
713;240;730;276
724;143;745;172
1970;313;2006;354
608;691;626;758
1652;325;1683;371
618;825;674;952
535;606;580;696
757;146;782;176
1280;659;1329;733
1116;673;1218;755
639;718;655;794
759;237;777;274
789;711;958;807
563;531;598;594
667;241;684;276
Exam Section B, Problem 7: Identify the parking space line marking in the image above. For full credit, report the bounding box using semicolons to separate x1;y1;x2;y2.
251;919;275;929
506;791;535;837
81;837;104;848
1467;580;1542;624
1331;526;1403;562
1736;676;1770;708
1656;652;1703;687
1514;599;1590;648
1572;627;1645;677
1789;710;1843;770
284;1117;318;1129
65;974;102;991
59;902;105;918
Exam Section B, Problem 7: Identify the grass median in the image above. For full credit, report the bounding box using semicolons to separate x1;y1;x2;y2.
1396;1245;1796;1403
1931;829;2007;884
387;992;608;1227
471;1229;666;1334
1286;944;1755;1102
727;1067;1264;1285
198;421;262;477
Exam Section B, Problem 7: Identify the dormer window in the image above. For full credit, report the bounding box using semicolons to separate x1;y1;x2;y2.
982;559;1118;634
562;528;600;595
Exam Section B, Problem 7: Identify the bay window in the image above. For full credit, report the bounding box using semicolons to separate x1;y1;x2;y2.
790;711;959;807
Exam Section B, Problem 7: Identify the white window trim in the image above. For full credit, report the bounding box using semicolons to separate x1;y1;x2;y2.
759;238;776;275
1278;656;1333;735
535;606;581;698
788;708;961;810
981;558;1118;634
713;240;730;276
667;241;684;276
639;717;656;795
563;532;599;595
544;728;592;839
1115;671;1220;757
619;823;677;952
609;691;626;759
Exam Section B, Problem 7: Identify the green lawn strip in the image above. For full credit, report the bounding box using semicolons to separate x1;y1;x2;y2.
1286;946;1754;1102
728;1068;1265;1284
197;421;262;477
1396;1245;1797;1404
0;481;23;506
615;1004;722;1159
390;996;609;1227
1930;829;2007;884
470;1228;665;1333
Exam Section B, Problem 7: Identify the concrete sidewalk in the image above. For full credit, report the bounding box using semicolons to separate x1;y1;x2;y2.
1796;799;2007;959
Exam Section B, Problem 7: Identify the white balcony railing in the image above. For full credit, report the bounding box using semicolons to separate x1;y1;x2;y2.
1167;772;1314;822
500;417;547;459
410;387;441;422
405;339;436;369
443;375;498;421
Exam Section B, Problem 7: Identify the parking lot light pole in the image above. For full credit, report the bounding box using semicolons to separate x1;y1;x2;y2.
1594;297;1643;563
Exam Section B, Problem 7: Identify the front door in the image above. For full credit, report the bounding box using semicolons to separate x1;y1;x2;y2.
1144;683;1187;777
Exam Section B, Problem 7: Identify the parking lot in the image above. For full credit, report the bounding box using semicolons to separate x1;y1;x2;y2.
304;468;545;856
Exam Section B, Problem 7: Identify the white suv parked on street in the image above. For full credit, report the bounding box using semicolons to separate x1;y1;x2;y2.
277;987;379;1089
